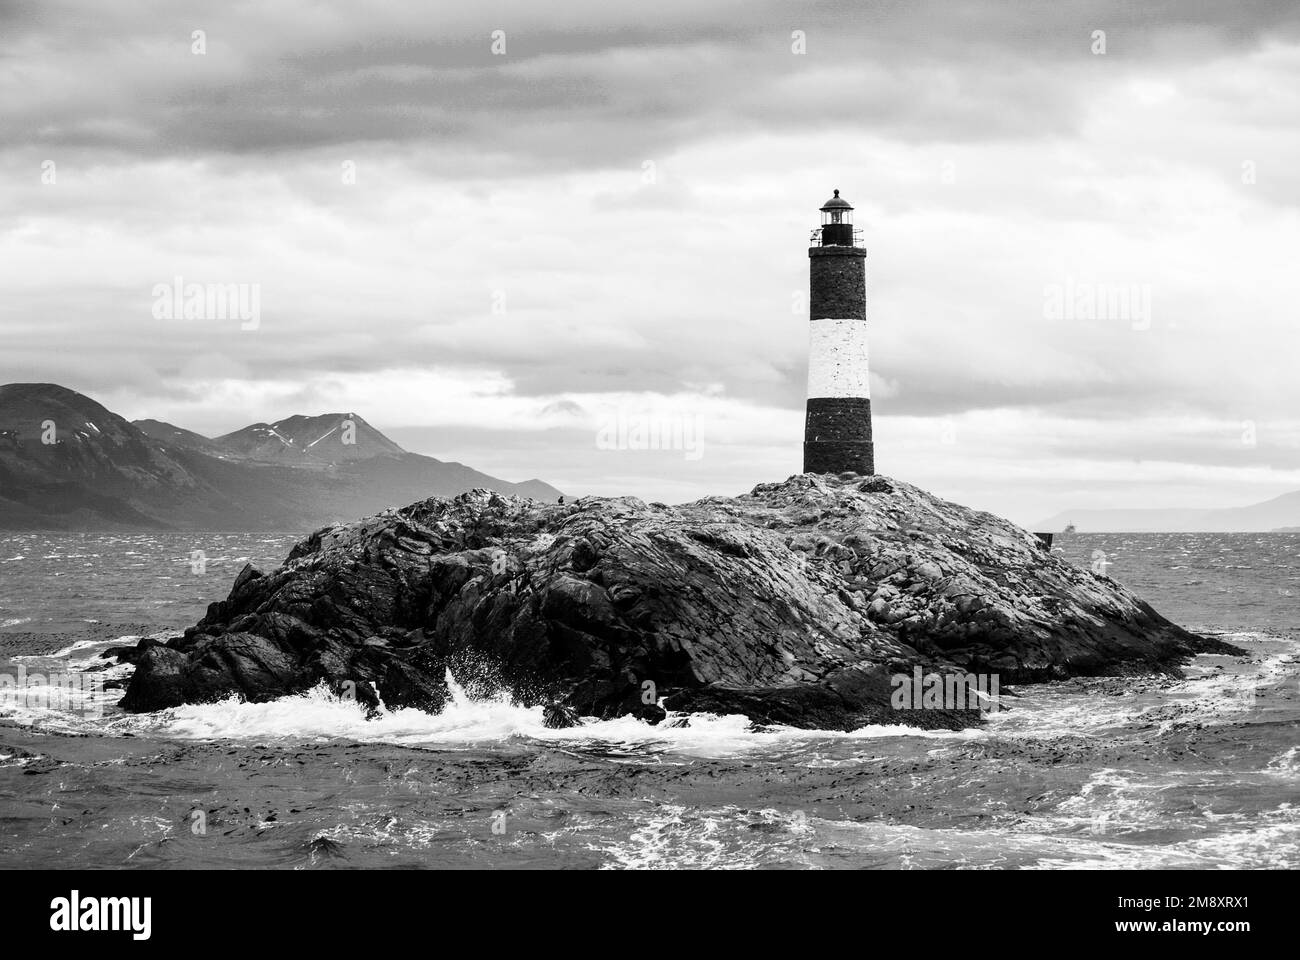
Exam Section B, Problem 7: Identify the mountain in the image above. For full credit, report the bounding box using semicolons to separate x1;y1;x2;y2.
133;419;230;458
1035;489;1300;532
213;414;406;465
0;383;563;531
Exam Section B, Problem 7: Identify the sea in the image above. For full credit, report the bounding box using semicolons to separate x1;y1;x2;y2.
1;531;1297;869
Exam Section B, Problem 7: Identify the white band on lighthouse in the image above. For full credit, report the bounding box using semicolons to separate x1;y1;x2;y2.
806;317;871;399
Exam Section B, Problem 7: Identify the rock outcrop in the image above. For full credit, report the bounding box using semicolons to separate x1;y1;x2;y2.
113;474;1239;729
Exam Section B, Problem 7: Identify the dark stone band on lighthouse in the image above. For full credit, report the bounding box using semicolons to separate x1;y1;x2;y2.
803;190;874;476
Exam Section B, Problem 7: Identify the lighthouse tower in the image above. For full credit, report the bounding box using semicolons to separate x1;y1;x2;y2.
803;189;874;475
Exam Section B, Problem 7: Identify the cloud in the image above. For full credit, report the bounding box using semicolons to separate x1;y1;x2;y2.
7;1;1298;166
2;0;1299;523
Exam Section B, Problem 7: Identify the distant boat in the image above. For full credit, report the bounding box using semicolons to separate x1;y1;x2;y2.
1063;522;1077;534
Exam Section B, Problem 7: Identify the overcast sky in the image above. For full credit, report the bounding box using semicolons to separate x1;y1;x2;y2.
2;0;1299;526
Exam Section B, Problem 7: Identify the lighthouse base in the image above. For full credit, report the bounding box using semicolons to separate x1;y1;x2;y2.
803;440;874;476
803;396;874;475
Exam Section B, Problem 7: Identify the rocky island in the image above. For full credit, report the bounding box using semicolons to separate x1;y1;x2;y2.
110;474;1239;730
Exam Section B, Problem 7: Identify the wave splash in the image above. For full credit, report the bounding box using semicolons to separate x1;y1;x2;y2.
112;668;974;756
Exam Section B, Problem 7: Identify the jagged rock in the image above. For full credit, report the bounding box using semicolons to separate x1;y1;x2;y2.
114;475;1241;729
542;702;581;729
100;636;167;665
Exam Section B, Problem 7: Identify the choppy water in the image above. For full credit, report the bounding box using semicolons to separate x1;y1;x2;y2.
1;532;1297;869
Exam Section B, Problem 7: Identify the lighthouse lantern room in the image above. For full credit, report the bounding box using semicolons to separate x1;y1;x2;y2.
817;189;857;246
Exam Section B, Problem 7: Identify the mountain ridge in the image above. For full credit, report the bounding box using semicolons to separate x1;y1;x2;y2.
0;382;563;531
1036;489;1300;533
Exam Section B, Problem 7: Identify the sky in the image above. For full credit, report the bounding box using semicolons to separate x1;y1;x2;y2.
2;0;1299;527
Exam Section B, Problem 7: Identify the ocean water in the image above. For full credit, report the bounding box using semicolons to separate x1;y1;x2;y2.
0;531;1297;869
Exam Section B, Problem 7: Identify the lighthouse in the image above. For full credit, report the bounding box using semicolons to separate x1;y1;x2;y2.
803;189;874;476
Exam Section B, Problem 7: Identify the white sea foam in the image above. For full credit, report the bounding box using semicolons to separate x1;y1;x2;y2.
587;805;1243;870
592;804;759;870
1;636;137;730
109;669;978;758
12;637;125;661
984;633;1298;740
815;811;1300;870
0;661;132;730
1265;746;1299;776
7;634;1294;764
1028;806;1300;870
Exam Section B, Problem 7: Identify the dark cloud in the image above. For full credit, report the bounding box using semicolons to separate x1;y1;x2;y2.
5;0;1298;171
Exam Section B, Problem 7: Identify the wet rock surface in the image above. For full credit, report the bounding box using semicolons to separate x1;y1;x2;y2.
113;474;1238;728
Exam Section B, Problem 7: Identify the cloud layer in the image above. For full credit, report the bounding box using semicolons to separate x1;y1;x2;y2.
2;0;1299;524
